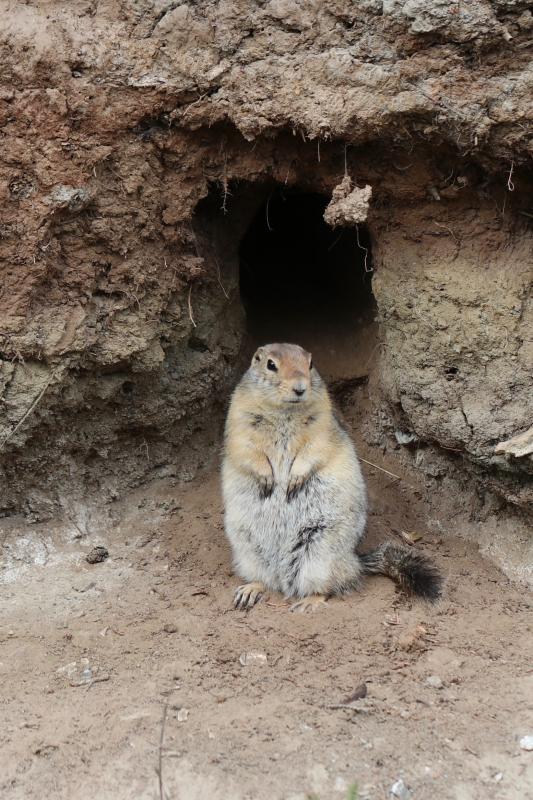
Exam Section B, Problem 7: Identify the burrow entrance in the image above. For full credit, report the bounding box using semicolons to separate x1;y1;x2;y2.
194;182;378;381
239;186;377;380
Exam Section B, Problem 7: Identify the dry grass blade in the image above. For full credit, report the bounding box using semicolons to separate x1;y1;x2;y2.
359;457;402;481
0;376;53;452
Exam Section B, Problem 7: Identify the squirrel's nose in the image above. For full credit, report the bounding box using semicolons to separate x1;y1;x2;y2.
293;385;306;397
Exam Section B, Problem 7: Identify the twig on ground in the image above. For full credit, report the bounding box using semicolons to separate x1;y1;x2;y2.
156;703;169;800
70;674;110;689
359;457;401;481
324;703;368;714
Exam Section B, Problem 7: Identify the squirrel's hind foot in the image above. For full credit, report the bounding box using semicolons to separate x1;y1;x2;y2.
289;594;327;613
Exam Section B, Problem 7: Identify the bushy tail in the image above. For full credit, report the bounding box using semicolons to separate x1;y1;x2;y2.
360;542;442;601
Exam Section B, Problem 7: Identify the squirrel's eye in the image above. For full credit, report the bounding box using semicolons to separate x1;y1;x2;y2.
267;359;278;372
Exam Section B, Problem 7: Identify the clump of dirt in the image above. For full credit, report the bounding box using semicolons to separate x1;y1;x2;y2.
324;176;373;227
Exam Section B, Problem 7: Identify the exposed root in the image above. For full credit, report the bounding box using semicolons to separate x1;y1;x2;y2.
187;284;197;328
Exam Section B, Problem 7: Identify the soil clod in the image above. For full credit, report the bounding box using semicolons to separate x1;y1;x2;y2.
85;546;109;564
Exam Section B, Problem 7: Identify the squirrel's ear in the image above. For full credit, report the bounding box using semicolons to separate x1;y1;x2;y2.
252;347;263;365
309;354;313;370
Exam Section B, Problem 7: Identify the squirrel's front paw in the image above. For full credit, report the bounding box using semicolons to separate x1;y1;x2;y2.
287;472;312;502
234;582;265;610
258;474;274;499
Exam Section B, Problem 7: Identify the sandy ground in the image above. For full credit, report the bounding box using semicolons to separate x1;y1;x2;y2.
1;449;533;800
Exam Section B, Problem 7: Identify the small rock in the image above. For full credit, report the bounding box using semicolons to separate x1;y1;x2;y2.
239;651;268;666
48;184;91;211
57;658;95;685
520;735;533;751
398;624;428;652
517;10;533;31
425;675;443;689
343;683;368;702
493;772;504;783
57;661;78;678
86;546;109;564
334;776;348;792
390;778;411;799
394;430;417;446
72;580;96;593
177;708;189;722
34;744;58;757
163;623;178;634
80;664;93;684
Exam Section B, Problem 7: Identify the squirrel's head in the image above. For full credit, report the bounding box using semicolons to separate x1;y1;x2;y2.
248;343;317;406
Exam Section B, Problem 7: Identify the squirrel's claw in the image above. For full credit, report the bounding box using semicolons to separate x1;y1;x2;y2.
286;472;312;502
258;475;274;499
234;582;265;610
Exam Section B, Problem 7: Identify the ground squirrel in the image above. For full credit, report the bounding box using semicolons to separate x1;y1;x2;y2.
222;343;442;612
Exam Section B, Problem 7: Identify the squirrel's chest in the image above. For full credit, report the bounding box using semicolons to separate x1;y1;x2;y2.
260;418;305;476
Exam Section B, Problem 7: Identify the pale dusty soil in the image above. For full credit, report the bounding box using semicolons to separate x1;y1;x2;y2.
1;451;532;800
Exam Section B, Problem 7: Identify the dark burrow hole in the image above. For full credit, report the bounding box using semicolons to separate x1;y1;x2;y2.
238;186;377;380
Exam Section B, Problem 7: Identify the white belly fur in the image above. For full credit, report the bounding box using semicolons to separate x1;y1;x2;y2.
222;433;367;598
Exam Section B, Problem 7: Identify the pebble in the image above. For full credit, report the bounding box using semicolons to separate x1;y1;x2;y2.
72;580;96;593
239;651;268;666
177;708;189;722
425;675;444;689
390;778;411;799
86;545;109;564
394;430;417;446
57;658;94;685
520;735;533;751
163;623;178;634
